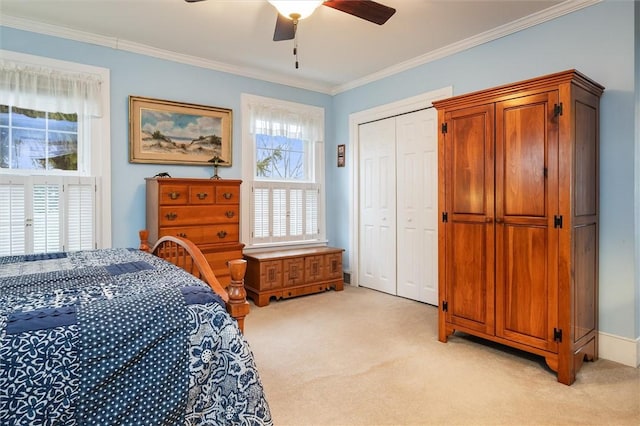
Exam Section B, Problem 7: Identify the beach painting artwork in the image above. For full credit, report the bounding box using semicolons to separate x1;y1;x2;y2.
129;96;232;165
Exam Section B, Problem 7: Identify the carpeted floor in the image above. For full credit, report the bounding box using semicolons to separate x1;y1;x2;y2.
244;284;639;425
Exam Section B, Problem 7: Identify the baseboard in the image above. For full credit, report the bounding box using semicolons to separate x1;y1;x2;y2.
598;331;640;367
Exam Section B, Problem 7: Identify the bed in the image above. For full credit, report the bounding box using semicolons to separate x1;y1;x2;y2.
0;233;272;425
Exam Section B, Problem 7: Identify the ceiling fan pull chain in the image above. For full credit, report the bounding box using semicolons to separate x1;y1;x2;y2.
293;20;299;69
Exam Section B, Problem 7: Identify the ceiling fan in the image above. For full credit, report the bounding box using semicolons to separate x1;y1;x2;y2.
184;0;396;41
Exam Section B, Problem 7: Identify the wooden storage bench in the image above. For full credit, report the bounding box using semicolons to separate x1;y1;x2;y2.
244;247;344;307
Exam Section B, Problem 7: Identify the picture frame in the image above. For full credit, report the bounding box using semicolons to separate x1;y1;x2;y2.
337;144;345;167
129;96;232;166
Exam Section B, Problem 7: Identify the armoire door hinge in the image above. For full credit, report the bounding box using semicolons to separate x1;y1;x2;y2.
441;122;448;134
554;215;563;228
442;212;448;223
553;328;563;342
554;103;563;117
442;301;448;312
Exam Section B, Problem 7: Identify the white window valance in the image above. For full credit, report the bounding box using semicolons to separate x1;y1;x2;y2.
248;100;323;142
0;60;103;117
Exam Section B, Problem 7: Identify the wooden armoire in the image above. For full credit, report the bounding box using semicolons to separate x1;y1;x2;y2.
433;70;603;385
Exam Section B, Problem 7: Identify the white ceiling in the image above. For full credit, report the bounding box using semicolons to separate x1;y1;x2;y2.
0;0;597;94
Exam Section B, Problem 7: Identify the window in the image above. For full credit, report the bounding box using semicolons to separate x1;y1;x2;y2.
1;106;79;171
0;51;110;255
242;94;325;248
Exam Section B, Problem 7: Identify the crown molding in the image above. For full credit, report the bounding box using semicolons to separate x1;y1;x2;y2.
1;0;600;97
0;14;335;95
330;0;601;95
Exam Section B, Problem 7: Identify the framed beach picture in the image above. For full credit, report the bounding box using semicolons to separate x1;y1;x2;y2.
129;96;232;166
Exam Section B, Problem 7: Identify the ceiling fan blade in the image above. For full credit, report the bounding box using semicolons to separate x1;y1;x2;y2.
184;0;206;2
273;13;295;41
323;0;396;25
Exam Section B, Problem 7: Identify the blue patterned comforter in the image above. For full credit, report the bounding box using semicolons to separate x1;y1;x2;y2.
0;248;272;425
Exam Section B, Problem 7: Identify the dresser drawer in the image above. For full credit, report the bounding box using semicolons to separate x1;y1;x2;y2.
159;184;189;205
189;185;215;204
204;248;244;270
205;224;239;243
215;186;240;204
159;224;239;244
204;247;244;283
159;205;239;226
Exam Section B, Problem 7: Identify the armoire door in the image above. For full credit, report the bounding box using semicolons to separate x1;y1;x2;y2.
358;118;397;295
494;91;559;352
441;104;495;336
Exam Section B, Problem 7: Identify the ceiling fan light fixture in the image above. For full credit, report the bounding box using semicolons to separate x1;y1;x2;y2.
269;0;323;20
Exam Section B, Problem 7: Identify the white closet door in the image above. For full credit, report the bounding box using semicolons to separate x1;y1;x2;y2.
396;109;438;305
358;118;397;295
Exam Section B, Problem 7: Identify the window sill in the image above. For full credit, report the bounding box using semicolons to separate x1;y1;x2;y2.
242;239;329;254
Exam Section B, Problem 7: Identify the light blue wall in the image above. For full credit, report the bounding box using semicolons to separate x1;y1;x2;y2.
0;25;333;250
0;0;637;341
330;0;637;340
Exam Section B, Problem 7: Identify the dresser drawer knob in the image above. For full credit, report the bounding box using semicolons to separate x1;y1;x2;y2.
165;212;177;220
225;210;235;218
177;232;187;238
217;230;228;239
168;191;180;200
196;192;208;200
223;192;233;200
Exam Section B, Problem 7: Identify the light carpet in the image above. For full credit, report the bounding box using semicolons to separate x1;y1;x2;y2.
244;285;639;425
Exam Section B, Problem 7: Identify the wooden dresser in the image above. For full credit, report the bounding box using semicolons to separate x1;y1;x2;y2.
145;177;243;286
244;247;344;306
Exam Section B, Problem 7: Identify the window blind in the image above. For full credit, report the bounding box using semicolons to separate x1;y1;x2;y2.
0;181;26;255
0;176;97;255
251;182;319;243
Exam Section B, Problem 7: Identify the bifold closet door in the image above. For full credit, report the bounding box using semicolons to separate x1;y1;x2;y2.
358;108;438;304
358;118;397;295
396;109;438;305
